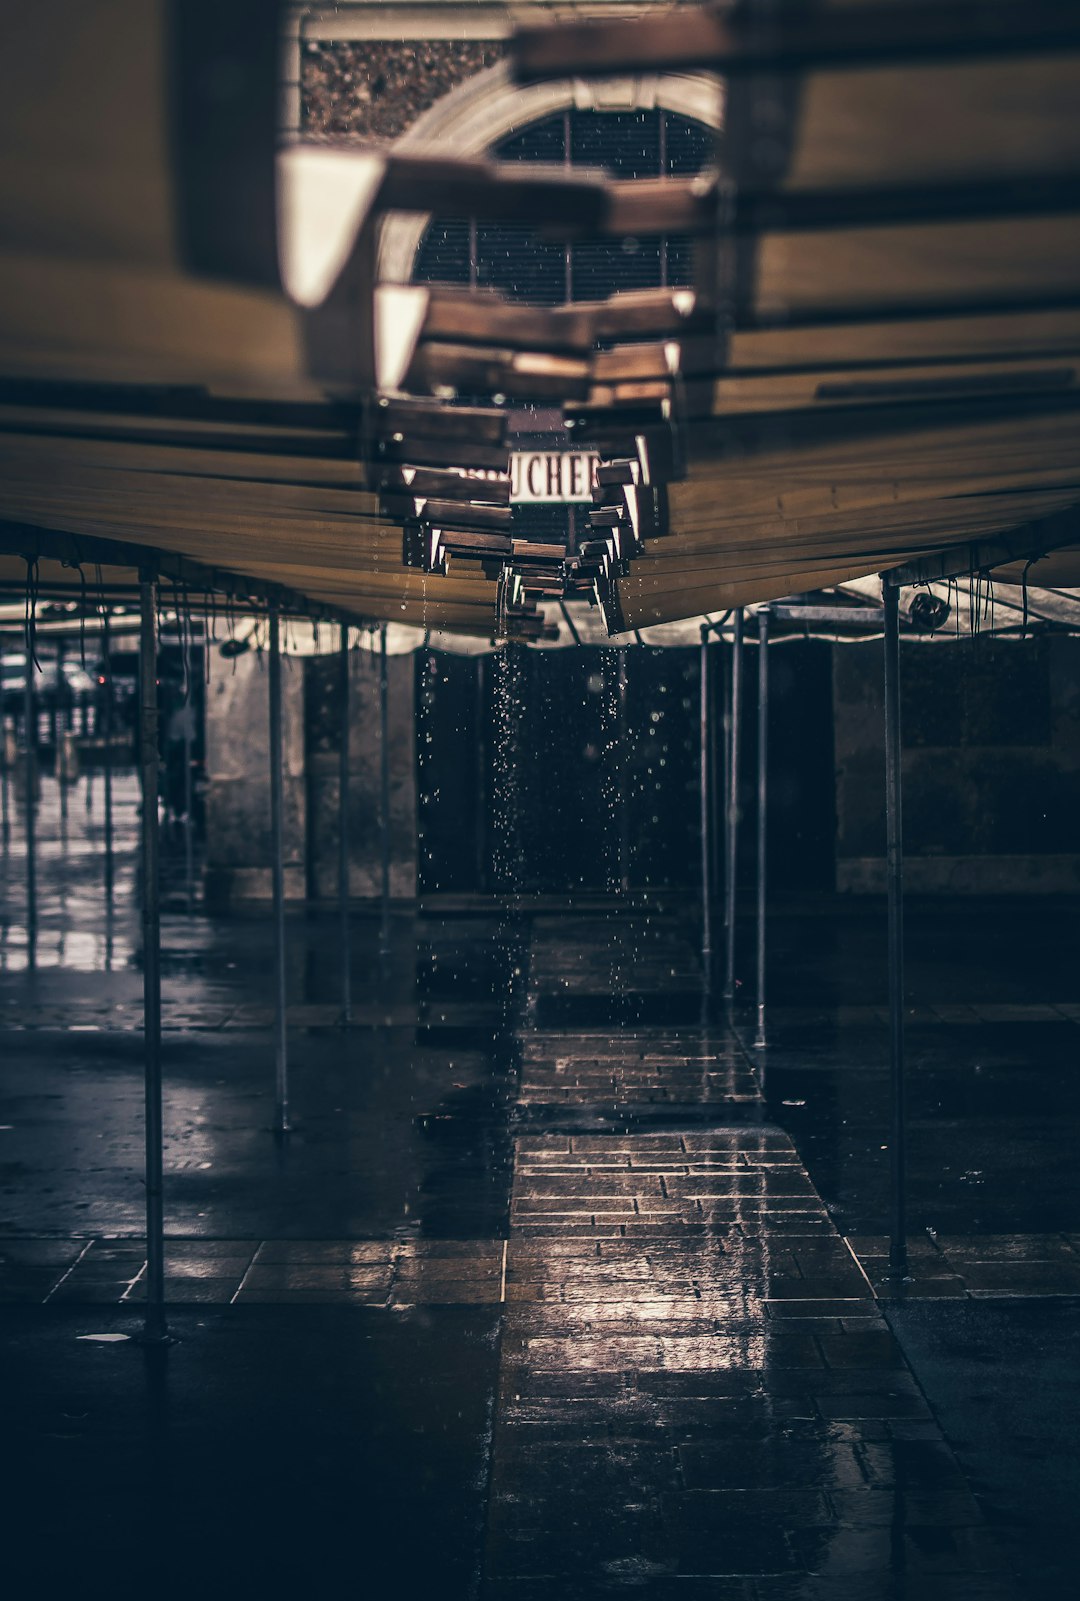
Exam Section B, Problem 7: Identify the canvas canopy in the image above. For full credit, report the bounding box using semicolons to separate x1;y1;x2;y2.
2;0;1079;638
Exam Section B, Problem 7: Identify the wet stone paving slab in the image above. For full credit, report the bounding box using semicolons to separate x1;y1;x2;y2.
487;1137;1016;1596
847;1234;1080;1300
486;983;1020;1595
0;1236;508;1306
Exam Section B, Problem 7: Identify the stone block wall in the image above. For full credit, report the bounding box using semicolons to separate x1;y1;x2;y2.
203;650;307;902
204;645;418;903
834;637;1080;893
301;38;504;141
305;648;418;901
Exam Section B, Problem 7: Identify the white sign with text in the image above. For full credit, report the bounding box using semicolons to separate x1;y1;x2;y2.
510;451;600;504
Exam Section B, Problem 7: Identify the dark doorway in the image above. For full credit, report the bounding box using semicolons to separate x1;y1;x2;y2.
417;640;837;897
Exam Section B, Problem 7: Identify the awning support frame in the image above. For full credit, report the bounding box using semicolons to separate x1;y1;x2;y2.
23;633;37;965
269;607;290;1136
339;623;352;1024
700;624;714;1003
724;609;744;1013
754;606;769;1051
139;568;168;1344
379;623;391;961
883;580;908;1281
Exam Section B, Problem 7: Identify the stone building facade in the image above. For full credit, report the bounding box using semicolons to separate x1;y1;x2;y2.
203;4;1080;901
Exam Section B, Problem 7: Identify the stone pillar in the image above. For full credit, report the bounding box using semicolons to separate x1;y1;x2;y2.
203;649;306;902
305;648;418;901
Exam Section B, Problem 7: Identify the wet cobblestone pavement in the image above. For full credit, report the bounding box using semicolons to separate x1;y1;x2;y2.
2;775;1079;1595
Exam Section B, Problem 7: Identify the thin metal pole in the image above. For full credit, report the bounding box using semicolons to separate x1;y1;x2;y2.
379;622;391;959
83;671;92;816
139;572;167;1342
723;610;744;1010
102;612;114;905
755;608;769;1049
183;687;194;913
54;637;65;820
883;582;908;1279
709;644;721;903
338;623;352;1022
24;641;37;960
0;638;9;851
85;702;94;815
475;656;486;891
268;609;290;1134
617;649;630;894
699;626;712;999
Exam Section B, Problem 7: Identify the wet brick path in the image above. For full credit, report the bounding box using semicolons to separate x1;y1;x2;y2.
477;921;1019;1597
484;1125;1016;1596
519;1030;761;1111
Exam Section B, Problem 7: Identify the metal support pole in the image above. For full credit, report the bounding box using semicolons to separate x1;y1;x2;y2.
709;645;721;903
138;572;167;1342
86;719;94;815
755;608;770;1049
617;649;630;894
723;610;744;1011
338;623;352;1022
883;582;908;1279
0;638;9;851
699;626;713;999
83;674;92;815
53;637;63;819
378;623;391;959
24;641;37;960
183;689;194;913
102;612;114;905
268;609;290;1134
475;656;486;891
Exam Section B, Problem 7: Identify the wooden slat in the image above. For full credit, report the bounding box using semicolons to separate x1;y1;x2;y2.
750;213;1080;322
512;3;1080;83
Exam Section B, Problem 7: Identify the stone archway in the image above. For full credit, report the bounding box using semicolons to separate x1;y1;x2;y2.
377;62;722;283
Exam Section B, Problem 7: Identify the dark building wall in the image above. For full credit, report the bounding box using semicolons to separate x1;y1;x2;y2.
417;646;700;896
416;641;837;897
206;634;1079;904
762;640;837;892
834;637;1080;893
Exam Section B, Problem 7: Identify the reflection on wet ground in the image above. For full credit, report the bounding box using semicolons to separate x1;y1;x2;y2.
487;1127;999;1595
1;772;1079;1595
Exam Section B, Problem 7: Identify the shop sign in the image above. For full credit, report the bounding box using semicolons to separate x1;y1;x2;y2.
510;451;600;503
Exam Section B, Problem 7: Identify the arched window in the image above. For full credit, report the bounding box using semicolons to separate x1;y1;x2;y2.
413;107;714;304
408;104;716;567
